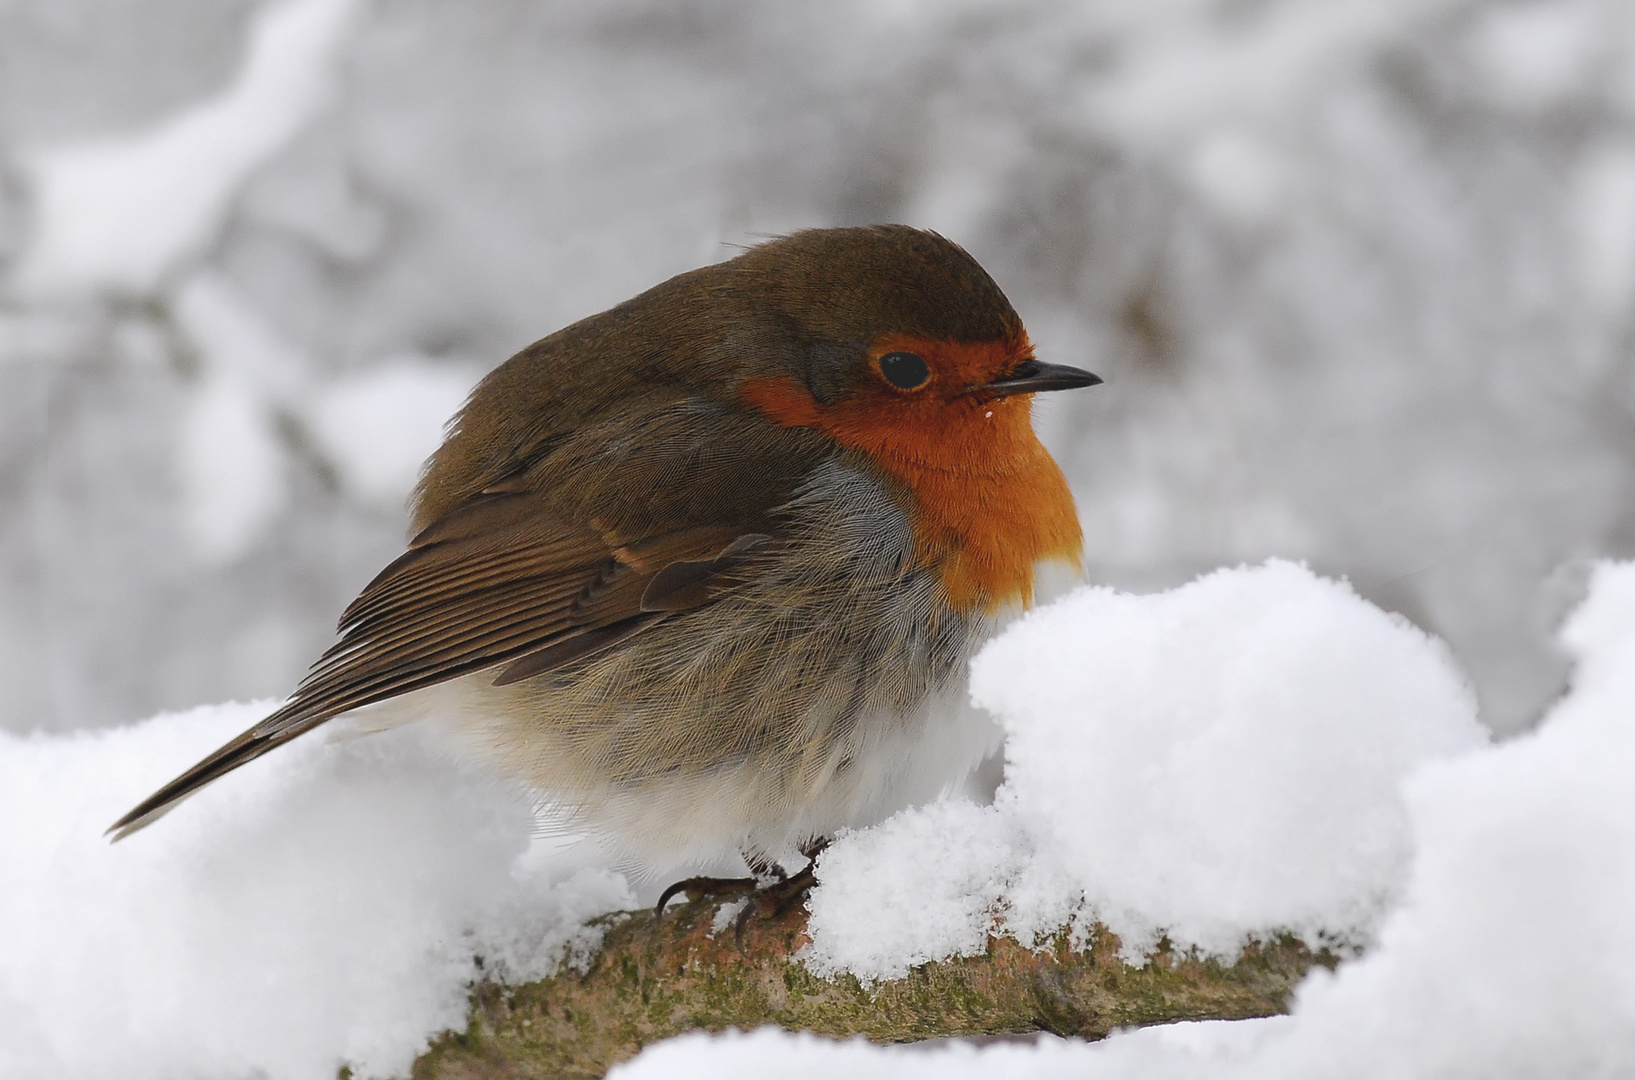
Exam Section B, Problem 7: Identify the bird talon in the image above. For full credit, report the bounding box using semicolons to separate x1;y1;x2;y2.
767;861;820;919
657;839;830;930
653;875;757;918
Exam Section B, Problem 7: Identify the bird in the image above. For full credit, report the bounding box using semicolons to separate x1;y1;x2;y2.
109;224;1100;905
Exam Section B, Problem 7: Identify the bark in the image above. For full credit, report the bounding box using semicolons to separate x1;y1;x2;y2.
410;895;1334;1080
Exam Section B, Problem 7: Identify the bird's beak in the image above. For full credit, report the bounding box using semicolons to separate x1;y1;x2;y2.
971;359;1103;400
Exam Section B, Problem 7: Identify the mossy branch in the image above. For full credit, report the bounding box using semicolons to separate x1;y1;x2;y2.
410;897;1334;1080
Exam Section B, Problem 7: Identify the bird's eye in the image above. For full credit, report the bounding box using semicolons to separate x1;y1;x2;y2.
877;351;931;391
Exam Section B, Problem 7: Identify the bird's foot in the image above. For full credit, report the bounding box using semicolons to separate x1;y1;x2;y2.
725;838;830;943
746;859;817;919
654;837;831;929
653;875;758;918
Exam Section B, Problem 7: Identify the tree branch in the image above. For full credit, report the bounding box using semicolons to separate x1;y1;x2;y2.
412;897;1333;1079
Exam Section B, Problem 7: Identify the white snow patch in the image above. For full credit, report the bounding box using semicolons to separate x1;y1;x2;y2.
172;272;311;398
804;561;1486;980
6;560;1632;1079
802;799;1024;982
307;358;481;509
178;374;289;563
1466;1;1602;110
710;898;751;938
0;700;632;1080
609;560;1635;1078
1238;558;1635;1077
1083;2;1424;147
607;1021;1291;1080
1186;130;1294;223
8;0;355;298
169;273;323;562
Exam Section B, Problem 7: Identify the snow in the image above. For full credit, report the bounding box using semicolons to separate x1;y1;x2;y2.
1465;2;1603;110
804;561;1487;980
803;799;1018;982
608;1023;1289;1080
1253;559;1635;1077
614;560;1635;1078
307;358;482;510
170;272;310;562
178;372;289;563
10;0;356;298
3;560;1630;1078
169;272;483;556
0;701;633;1080
6;0;1635;734
3;0;1635;1074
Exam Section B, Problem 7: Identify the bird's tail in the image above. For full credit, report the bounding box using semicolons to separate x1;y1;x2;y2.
105;702;329;841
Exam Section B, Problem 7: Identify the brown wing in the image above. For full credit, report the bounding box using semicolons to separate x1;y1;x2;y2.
107;491;765;839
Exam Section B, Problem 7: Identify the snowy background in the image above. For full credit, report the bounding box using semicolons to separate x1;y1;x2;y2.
5;0;1635;738
4;0;1635;1077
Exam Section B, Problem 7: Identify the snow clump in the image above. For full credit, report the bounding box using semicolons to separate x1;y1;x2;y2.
0;701;632;1080
615;560;1635;1077
804;560;1488;979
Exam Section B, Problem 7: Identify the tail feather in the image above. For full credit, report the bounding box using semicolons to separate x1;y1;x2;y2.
105;702;328;842
104;632;535;841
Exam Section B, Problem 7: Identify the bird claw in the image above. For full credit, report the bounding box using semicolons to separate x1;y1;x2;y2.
728;860;821;944
655;838;831;929
653;875;758;918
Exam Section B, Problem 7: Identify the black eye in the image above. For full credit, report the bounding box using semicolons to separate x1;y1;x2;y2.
878;351;930;390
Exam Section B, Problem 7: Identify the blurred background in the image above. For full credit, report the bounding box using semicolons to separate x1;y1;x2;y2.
1;0;1631;739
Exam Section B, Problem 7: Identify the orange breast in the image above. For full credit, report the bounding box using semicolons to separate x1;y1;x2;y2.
740;345;1082;613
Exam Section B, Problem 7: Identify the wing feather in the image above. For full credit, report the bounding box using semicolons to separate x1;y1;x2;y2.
108;491;771;839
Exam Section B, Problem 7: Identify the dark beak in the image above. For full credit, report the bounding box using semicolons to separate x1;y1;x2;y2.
971;359;1103;400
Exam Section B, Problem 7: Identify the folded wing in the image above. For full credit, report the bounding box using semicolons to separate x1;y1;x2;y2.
108;489;769;839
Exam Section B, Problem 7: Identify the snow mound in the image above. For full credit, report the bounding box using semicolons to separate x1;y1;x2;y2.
607;1021;1289;1080
612;560;1635;1077
9;561;1630;1080
1245;558;1635;1076
0;701;632;1080
984;559;1487;956
804;560;1487;979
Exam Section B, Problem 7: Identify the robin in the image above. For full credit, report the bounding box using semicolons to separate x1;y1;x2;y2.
109;225;1099;911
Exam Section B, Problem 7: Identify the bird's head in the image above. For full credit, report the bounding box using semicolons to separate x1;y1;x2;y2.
727;225;1102;611
728;225;1098;471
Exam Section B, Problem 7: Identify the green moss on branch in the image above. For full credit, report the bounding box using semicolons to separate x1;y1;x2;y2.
411;899;1332;1080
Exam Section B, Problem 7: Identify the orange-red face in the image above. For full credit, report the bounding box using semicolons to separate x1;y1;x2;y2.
740;332;1039;464
740;333;1090;613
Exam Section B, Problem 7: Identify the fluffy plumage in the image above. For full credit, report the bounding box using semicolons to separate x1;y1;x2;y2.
110;225;1094;866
